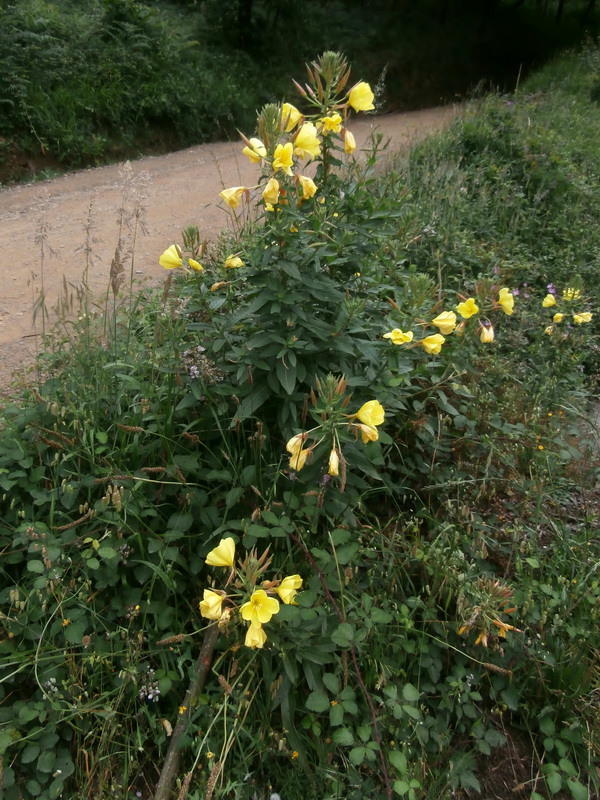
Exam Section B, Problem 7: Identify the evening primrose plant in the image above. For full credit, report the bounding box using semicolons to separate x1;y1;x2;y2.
199;536;303;649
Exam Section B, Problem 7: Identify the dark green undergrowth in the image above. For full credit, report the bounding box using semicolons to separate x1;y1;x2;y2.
0;48;599;800
1;0;599;181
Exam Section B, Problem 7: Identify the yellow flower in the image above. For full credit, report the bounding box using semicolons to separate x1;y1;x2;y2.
188;258;203;272
355;423;379;443
383;328;413;345
240;589;280;626
479;323;495;343
276;574;303;604
298;175;317;200
289;448;310;471
356;399;385;428
498;287;514;315
563;287;582;301
542;294;557;308
286;433;305;456
553;313;564;323
320;112;342;133
159;244;183;270
456;298;479;319
245;623;267;649
421;334;445;354
348;81;375;112
431;311;457;335
344;130;356;154
179;705;187;714
242;137;267;163
293;122;321;160
62;618;71;627
225;255;244;269
282;102;302;132
205;537;236;568
273;142;294;176
328;448;339;476
573;312;592;324
544;325;554;335
262;177;280;205
199;589;224;620
219;186;247;209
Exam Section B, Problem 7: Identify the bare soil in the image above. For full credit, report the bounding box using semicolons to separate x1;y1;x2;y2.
0;107;458;394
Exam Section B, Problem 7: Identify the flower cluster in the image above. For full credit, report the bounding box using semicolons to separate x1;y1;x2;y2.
218;53;374;219
457;579;522;650
159;243;204;273
383;287;515;354
199;538;302;649
542;284;593;335
284;375;385;486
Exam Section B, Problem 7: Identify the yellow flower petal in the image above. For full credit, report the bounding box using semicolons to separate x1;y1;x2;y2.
355;423;379;443
219;186;247;209
282;102;302;132
289;448;310;471
553;313;564;323
383;328;413;345
159;244;183;270
225;255;244;269
242;137;267;163
348;81;375;112
240;590;280;626
421;334;445;354
298;175;317;200
573;312;592;324
431;311;457;335
199;589;224;620
245;623;267;649
328;448;339;477
276;574;303;605
262;177;280;205
479;323;495;343
188;258;203;272
293;122;321;160
356;400;385;428
344;130;356;154
498;287;514;315
456;298;479;320
320;112;342;133
542;294;557;308
205;537;235;568
273;142;294;175
286;434;305;456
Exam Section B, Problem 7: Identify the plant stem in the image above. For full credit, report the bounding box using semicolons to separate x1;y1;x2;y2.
153;624;220;800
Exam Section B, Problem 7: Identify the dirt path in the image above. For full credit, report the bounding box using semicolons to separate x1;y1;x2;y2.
0;106;458;392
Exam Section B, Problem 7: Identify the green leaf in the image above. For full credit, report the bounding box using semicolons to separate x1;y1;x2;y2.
322;672;340;695
540;716;556;737
37;750;56;773
402;683;420;703
306;690;330;713
331;623;355;648
27;560;45;573
546;770;563;794
332;727;354;746
566;778;589;800
389;750;408;774
276;359;296;395
21;744;41;764
393;780;410;796
64;621;86;644
329;703;344;726
349;746;367;766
